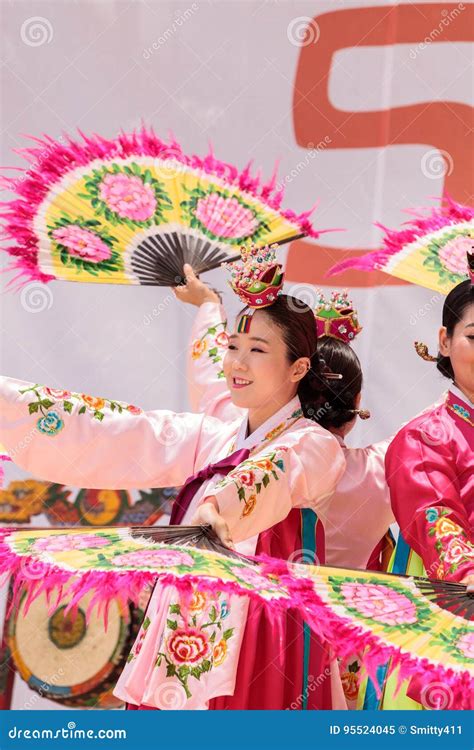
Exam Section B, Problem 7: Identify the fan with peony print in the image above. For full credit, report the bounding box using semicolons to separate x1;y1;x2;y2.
328;198;474;295
0;524;472;709
0;128;322;289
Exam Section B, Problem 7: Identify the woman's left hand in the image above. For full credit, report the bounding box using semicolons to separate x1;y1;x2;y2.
191;496;235;550
460;573;474;593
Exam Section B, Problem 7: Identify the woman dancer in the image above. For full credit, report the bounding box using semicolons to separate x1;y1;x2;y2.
0;245;345;710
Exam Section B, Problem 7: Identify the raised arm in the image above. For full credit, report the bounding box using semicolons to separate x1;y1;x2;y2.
385;424;473;582
0;376;225;490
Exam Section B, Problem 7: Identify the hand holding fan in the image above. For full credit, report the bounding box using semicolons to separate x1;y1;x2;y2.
0;525;472;709
1;128;322;289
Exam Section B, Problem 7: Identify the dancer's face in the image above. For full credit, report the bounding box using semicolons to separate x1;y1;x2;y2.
223;310;310;412
439;303;474;399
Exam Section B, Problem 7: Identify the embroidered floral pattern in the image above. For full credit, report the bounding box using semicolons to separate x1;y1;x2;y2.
214;448;287;518
80;163;173;228
180;186;271;245
425;507;474;577
48;217;122;277
126;615;151;662
340;660;361;702
155;591;234;699
19;383;143;435
191;321;228;379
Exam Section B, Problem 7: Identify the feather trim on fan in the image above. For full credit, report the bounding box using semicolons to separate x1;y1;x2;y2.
0;127;325;290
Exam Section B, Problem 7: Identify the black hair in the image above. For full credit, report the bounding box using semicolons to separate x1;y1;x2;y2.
437;279;474;380
239;295;362;428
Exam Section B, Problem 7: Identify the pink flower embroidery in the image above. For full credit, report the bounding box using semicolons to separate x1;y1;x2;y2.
167;628;209;664
195;193;258;238
239;470;255;487
126;404;142;415
443;537;474;566
438;236;471;276
99;173;157;221
43;387;71;400
230;565;272;590
52;225;112;262
33;534;110;553
456;632;474;659
111;549;195;569
341;583;418;625
215;332;229;348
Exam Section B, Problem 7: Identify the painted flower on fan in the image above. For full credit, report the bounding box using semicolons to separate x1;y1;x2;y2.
167;627;209;664
341;582;417;625
456;631;474;659
191;339;207;359
230;565;272;590
213;639;228;667
80;394;106;410
195;193;259;239
443;537;474;565
438;235;472;276
99;173;157;222
32;533;111;553
52;225;112;262
111;549;195;569
44;387;72;400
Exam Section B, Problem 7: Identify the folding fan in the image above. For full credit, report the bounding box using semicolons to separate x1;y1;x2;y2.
0;525;472;708
328;198;474;294
0;128;321;289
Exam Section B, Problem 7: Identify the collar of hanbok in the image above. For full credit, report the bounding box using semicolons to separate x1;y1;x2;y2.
233;394;303;452
446;386;474;431
449;384;474;409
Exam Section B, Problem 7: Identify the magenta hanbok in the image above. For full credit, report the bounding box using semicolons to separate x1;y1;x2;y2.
0;374;344;709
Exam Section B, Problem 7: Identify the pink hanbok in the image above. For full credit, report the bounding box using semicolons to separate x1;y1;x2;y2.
0;374;344;709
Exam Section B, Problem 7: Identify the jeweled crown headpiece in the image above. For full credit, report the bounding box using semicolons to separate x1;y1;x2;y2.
225;242;284;310
314;290;362;344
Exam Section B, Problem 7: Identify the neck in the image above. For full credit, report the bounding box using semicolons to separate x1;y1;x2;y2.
247;393;296;435
452;382;474;406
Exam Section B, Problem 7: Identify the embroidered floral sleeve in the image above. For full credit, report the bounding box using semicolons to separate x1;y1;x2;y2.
0;376;225;491
208;429;345;543
187;302;243;421
386;421;474;582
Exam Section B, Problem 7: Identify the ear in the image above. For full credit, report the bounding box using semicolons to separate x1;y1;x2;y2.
438;326;450;356
291;357;311;383
354;392;362;409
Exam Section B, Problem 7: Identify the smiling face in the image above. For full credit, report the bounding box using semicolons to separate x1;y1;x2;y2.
223;310;310;415
439;302;474;399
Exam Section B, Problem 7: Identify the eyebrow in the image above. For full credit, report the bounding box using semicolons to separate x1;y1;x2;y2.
465;323;474;329
228;334;270;344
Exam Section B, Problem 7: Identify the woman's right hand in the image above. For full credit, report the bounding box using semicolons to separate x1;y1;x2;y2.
173;264;221;307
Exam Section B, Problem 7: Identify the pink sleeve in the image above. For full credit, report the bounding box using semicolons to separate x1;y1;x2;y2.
210;428;345;543
386;427;474;582
0;376;223;490
187;302;244;422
